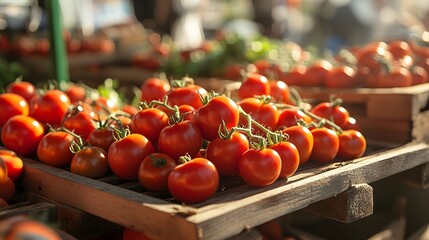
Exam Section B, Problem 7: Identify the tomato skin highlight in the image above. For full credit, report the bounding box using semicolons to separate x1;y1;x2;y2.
108;134;155;181
37;131;75;168
168;158;219;204
310;128;340;163
237;73;270;100
1;115;45;157
206;132;249;176
6;81;37;102
239;148;282;187
337;130;366;160
71;146;109;179
138;153;177;192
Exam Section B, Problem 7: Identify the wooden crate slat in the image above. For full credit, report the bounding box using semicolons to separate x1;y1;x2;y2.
391;162;429;189
305;183;373;223
18;141;429;239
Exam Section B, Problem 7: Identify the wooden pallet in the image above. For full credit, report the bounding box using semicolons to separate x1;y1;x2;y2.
294;84;429;143
16;141;429;240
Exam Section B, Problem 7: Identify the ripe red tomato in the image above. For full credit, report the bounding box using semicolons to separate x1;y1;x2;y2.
310;128;339;163
0;150;23;182
387;40;411;60
31;89;71;125
342;116;360;131
37;131;75;168
64;84;86;103
206;132;249;175
0;157;6;184
238;97;279;133
269;141;300;179
138;153;177;191
280;64;306;86
167;85;207;110
123;228;152;240
239;148;282;187
282;126;314;165
177;104;196;121
63;109;96;139
193;96;239;141
325;66;358;88
277;108;312;130
356;42;388;73
375;66;412;88
131;108;169;145
86;127;115;153
1;115;45;157
168;157;219;204
0;177;15;202
0;93;29;127
70;146;109;179
411;65;428;85
302;60;333;87
223;63;244;80
108;133;155;181
121;105;139;116
140;77;170;103
311;102;350;129
6;81;37;102
237;73;270;100
336;130;366;160
158;120;203;160
269;80;291;103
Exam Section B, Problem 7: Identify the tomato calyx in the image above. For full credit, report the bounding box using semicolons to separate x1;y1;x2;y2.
148;154;168;168
170;76;195;88
178;154;193;164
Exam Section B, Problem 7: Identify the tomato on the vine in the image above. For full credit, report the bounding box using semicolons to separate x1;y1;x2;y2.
31;89;71;125
375;66;412;88
63;107;96;139
138;153;177;191
324;66;358;88
237;73;270;100
37;131;75;168
0;150;23;182
269;80;291;104
70;146;109;179
140;77;170;102
193;95;239;141
131;108;169;145
0;93;29;127
238;97;279;133
108;133;155;181
411;65;429;85
239;148;282;187
302;59;333;87
168;157;219;204
269;141;300;179
277;108;312;130
158;120;203;160
336;130;366;160
310;101;350;129
1;115;45;157
282;125;314;165
0;177;15;202
206;132;249;175
280;64;306;86
65;84;86;103
6;81;37;102
167;84;207;110
86;126;115;153
310;127;339;163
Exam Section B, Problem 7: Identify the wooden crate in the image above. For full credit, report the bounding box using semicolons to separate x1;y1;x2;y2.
294;84;429;143
16;141;429;240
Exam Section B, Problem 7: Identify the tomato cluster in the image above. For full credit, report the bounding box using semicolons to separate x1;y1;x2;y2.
0;73;367;205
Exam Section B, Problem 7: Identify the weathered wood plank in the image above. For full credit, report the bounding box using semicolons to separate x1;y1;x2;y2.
391;162;429;189
305;183;373;223
408;223;429;240
18;141;429;240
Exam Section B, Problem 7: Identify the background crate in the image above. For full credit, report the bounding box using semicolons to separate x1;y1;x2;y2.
294;83;429;143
